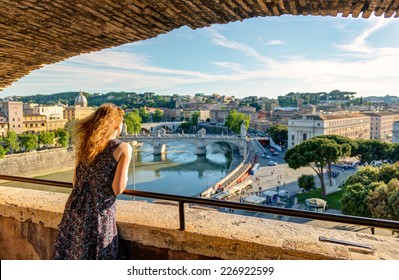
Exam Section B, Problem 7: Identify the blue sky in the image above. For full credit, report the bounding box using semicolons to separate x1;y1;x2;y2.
2;15;399;98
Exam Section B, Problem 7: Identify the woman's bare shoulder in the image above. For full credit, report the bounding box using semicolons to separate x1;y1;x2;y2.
113;142;132;161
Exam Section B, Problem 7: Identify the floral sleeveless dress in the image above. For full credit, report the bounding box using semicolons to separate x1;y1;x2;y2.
53;139;122;260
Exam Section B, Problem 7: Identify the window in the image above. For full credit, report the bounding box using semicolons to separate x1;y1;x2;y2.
292;142;294;146
303;133;307;141
292;135;294;140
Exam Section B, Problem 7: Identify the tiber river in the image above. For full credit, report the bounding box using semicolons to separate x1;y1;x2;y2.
5;142;232;199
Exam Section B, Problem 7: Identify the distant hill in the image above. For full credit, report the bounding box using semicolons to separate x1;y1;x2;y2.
16;91;177;108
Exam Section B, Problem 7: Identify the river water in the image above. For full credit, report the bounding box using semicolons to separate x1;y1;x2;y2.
4;142;232;198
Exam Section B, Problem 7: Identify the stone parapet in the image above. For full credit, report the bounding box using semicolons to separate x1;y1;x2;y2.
0;186;398;260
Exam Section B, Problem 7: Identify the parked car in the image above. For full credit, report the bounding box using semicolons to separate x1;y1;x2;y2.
268;160;278;166
262;153;271;159
272;152;279;156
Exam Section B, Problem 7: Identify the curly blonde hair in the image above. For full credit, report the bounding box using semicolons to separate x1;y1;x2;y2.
73;103;124;165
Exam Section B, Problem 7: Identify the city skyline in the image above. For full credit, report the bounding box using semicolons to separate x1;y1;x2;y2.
2;15;399;98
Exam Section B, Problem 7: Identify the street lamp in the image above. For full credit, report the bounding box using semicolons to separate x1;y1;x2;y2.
206;171;212;188
132;142;136;200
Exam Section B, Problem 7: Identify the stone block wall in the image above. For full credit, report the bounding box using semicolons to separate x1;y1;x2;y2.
0;148;74;177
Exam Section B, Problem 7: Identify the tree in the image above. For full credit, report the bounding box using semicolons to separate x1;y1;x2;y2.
19;133;38;152
284;138;350;198
38;131;55;148
4;130;19;153
56;129;70;147
341;182;376;217
341;163;399;218
268;124;288;146
367;179;399;222
191;111;200;126
139;107;150;123
152;109;163;122
0;145;8;158
225;110;250;134
352;139;391;164
298;174;315;192
125;112;142;134
313;135;352;186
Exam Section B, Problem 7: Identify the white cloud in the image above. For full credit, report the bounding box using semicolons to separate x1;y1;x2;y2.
266;40;285;45
335;17;395;54
207;28;273;64
211;61;243;72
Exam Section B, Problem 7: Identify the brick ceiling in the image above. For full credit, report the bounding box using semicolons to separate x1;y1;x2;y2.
1;0;398;92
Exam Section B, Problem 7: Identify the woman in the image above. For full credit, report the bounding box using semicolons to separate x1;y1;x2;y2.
53;103;132;260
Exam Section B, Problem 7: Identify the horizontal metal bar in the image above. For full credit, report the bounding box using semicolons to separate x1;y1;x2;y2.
1;174;399;230
0;174;73;188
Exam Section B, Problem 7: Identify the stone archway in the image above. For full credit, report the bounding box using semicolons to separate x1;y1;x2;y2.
1;0;398;91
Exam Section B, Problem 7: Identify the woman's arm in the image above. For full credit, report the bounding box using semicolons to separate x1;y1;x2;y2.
112;142;132;195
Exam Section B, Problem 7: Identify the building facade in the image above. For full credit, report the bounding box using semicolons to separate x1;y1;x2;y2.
210;109;230;124
392;122;399;143
0;114;8;137
288;113;370;148
63;92;94;121
364;112;399;141
23;114;47;134
0;101;24;134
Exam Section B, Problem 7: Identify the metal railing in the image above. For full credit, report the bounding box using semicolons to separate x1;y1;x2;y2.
1;174;399;232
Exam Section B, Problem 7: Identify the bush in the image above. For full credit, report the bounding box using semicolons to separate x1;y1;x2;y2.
298;174;315;192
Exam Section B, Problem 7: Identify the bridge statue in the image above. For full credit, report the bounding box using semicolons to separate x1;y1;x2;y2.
121;122;128;136
198;128;206;137
240;122;247;137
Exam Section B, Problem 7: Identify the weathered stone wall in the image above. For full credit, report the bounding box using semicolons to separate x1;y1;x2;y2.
0;148;74;177
1;0;399;90
0;186;398;260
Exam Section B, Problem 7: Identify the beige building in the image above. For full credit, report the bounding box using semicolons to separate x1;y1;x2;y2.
249;120;271;132
364;112;399;141
23;114;47;134
32;105;64;120
210;109;230;124
27;104;67;131
0;101;24;134
46;119;68;132
0;114;8;137
288;113;370;148
162;108;183;121
63;91;94;121
182;109;210;122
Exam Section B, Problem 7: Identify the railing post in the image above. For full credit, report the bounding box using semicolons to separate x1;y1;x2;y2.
179;201;185;231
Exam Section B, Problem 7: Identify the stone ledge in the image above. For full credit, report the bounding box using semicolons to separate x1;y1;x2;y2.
0;186;398;260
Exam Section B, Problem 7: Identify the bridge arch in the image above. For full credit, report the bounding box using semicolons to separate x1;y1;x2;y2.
1;1;398;90
119;134;248;157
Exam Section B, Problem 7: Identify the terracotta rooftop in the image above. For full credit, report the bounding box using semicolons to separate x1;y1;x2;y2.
1;0;399;92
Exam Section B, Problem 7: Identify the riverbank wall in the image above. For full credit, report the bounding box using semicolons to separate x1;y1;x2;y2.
0;148;74;179
200;140;255;198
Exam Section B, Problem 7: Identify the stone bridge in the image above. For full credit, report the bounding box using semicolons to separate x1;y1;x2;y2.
120;133;248;157
141;122;182;134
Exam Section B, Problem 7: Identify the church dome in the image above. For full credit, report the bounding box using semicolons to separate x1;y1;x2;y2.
75;91;88;107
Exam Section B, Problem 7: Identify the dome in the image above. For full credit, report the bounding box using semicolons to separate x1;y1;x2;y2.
75;91;88;107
